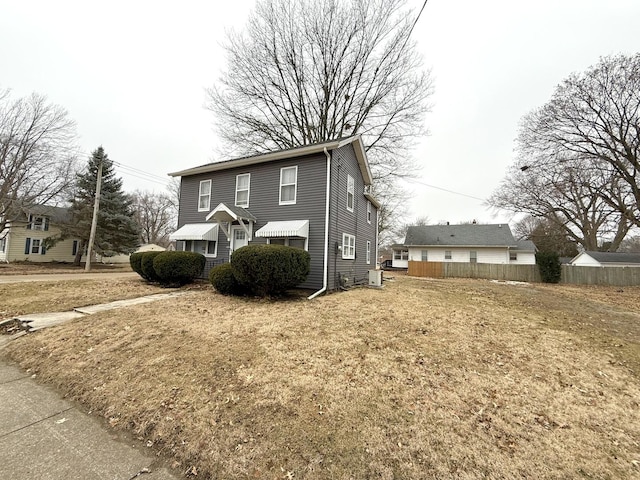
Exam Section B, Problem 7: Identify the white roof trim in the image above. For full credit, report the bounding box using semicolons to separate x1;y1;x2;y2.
255;220;309;238
168;135;373;185
169;223;218;241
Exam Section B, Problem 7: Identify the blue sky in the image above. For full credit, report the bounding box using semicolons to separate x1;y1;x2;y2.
2;0;639;225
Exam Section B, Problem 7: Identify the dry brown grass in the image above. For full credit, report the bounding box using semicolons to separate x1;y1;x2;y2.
3;276;640;479
0;277;171;319
0;261;131;275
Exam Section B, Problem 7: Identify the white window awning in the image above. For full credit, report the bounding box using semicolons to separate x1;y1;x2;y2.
255;220;309;238
169;223;219;241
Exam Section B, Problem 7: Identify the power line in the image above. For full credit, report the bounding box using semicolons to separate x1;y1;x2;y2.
405;178;486;202
400;0;429;52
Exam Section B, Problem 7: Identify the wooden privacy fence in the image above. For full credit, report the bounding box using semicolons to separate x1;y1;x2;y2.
408;261;640;286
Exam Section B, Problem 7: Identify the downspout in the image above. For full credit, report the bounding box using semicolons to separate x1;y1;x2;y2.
308;147;332;300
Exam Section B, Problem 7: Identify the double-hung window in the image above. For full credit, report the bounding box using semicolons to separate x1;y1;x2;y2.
280;166;298;205
470;251;478;264
31;239;42;254
367;201;372;223
342;233;356;259
366;241;371;264
184;239;217;257
509;251;517;261
235;174;250;207
445;250;452;260
421;250;428;261
347;175;354;212
198;180;211;212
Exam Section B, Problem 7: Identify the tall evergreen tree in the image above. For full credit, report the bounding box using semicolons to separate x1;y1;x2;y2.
65;147;139;264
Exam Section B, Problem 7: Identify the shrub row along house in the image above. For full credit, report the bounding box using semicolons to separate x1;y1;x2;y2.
0;205;81;263
169;135;379;294
392;223;536;268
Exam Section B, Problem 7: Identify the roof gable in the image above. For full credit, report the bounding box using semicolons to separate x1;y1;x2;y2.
404;224;517;247
169;135;373;185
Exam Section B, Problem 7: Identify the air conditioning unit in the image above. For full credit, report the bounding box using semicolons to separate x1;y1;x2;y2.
368;269;383;287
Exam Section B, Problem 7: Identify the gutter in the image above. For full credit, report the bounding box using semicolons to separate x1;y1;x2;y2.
308;147;332;300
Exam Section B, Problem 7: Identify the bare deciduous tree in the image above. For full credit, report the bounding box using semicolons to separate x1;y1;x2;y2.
489;154;633;251
206;0;433;204
0;90;78;236
516;54;640;227
131;190;177;248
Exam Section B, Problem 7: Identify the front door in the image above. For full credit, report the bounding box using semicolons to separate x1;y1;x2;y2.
231;226;248;254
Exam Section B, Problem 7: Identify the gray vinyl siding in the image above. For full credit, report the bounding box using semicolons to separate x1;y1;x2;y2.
177;153;328;289
327;144;378;290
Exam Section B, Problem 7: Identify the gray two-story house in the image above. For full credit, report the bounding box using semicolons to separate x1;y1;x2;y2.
168;135;379;295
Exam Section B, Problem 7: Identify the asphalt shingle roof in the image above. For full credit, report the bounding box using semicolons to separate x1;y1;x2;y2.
582;251;640;264
404;224;519;248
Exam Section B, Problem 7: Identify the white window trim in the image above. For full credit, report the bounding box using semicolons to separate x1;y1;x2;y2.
445;250;452;260
366;241;371;264
235;173;250;208
342;233;355;260
267;237;308;251
470;250;478;263
279;166;298;205
31;238;43;254
184;239;217;258
367;201;371;224
198;180;212;212
421;250;428;262
347;175;354;212
394;249;408;261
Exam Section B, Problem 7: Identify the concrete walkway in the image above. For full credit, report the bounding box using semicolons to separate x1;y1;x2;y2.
0;291;191;479
0;360;179;480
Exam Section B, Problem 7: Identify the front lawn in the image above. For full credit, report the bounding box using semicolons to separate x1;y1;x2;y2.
3;276;640;479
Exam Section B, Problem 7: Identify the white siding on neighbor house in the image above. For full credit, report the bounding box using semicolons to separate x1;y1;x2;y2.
407;247;536;265
571;252;602;266
4;223;80;263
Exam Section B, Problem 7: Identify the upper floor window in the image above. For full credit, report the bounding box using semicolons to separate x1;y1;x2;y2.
347;175;354;212
198;180;211;212
235;173;250;208
367;201;372;223
280;166;298;205
27;215;49;231
342;233;355;259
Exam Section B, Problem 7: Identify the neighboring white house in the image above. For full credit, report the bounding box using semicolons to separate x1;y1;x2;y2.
392;223;536;268
570;251;640;267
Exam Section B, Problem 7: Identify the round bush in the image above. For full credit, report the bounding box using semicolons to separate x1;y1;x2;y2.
230;244;310;296
130;252;145;278
209;263;244;296
141;251;163;283
153;251;205;286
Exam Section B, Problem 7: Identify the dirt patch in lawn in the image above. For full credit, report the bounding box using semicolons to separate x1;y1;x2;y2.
3;276;640;479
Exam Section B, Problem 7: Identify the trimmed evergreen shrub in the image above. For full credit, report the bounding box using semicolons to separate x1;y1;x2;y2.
209;263;244;296
231;244;310;296
141;251;163;283
153;251;205;286
130;252;145;278
536;251;562;283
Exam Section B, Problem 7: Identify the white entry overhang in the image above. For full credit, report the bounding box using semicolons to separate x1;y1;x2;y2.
205;203;256;240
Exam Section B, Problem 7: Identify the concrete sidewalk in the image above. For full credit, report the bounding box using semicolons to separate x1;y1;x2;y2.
0;360;179;480
0;272;139;284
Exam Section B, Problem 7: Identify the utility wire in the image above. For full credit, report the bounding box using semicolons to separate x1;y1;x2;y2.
406;178;486;202
400;0;429;52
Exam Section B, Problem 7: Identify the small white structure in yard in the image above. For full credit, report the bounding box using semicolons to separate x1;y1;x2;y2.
570;251;640;267
392;223;536;268
99;243;166;264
